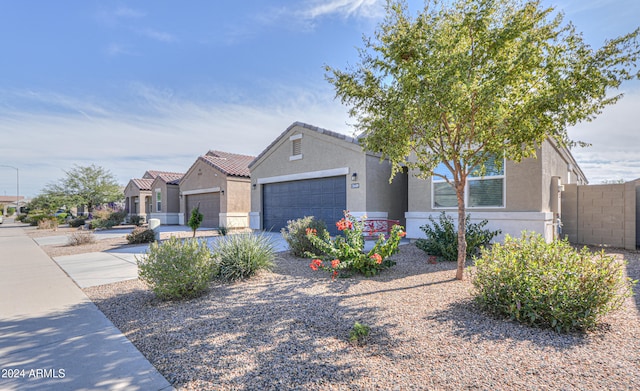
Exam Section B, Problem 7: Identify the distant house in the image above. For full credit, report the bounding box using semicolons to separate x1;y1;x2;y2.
149;172;184;224
179;151;254;229
249;122;407;235
124;170;184;223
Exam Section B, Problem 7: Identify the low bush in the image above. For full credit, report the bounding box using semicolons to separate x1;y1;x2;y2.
137;237;217;300
349;321;371;345
214;232;276;281
415;212;501;261
37;217;58;230
16;214;28;222
129;215;144;226
109;211;127;225
26;214;48;226
69;216;88;228
90;218;116;230
126;227;156;244
472;232;636;332
281;216;328;257
67;232;96;246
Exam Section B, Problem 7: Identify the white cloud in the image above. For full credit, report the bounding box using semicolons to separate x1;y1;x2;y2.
0;84;351;197
300;0;385;20
567;85;640;183
137;28;178;43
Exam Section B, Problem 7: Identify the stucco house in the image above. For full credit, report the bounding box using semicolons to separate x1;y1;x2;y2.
249;121;408;235
250;122;587;242
149;172;184;224
406;138;588;242
179;150;254;229
124;170;183;223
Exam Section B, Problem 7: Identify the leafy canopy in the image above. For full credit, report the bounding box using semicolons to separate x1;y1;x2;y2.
42;164;123;212
326;0;640;279
328;0;639;179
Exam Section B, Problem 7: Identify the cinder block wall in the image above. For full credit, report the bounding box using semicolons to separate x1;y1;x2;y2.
562;181;638;250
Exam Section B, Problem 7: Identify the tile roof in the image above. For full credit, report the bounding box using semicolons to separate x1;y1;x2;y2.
144;170;185;180
131;178;154;191
248;121;360;168
199;150;255;178
154;172;184;185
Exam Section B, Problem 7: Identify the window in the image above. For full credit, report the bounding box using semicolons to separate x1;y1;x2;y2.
432;156;505;208
155;190;162;212
289;134;302;161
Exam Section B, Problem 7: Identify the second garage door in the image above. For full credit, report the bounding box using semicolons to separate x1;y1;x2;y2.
262;176;346;235
186;192;220;228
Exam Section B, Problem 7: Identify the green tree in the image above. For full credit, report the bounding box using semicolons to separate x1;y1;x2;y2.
326;0;640;280
188;204;204;238
43;164;123;213
29;192;67;215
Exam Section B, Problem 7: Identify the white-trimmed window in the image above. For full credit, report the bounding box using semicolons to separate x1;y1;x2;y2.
432;156;505;208
155;189;162;212
290;133;302;161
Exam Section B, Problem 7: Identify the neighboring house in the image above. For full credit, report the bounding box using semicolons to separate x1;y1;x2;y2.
149;172;184;224
406;138;588;242
179;150;255;229
249;121;408;235
123;178;153;222
124;170;184;223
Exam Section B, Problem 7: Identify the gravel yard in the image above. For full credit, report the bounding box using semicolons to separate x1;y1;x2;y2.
84;244;640;391
26;225;222;258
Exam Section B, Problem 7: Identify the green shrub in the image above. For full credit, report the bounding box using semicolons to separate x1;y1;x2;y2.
188;205;204;238
137;237;217;300
214;232;276;281
90;218;116;230
281;216;328;257
306;212;405;278
109;211;127;225
129;215;144;226
349;321;371;344
415;212;501;261
69;216;88;228
16;214;28;222
26;214;48;226
217;225;228;236
126;227;156;244
67;232;96;246
472;232;636;332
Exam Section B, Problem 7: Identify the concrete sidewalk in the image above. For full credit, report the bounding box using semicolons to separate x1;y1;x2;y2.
0;222;173;391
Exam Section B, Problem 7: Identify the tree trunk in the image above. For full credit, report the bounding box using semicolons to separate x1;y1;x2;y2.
455;180;467;280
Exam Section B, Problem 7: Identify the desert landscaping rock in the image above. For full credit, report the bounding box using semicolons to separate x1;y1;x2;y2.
83;245;640;390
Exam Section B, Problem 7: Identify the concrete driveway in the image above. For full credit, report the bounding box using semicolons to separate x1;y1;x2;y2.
51;229;290;288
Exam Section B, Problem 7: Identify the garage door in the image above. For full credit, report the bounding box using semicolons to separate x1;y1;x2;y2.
186;193;220;228
263;176;346;235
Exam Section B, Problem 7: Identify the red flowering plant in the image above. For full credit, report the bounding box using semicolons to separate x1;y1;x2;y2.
306;211;406;278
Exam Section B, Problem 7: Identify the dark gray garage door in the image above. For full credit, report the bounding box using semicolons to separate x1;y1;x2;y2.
186;193;220;228
263;176;346;235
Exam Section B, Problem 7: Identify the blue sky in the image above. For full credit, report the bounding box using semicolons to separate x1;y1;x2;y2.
0;0;639;198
